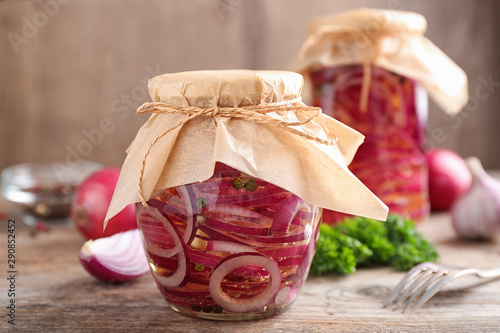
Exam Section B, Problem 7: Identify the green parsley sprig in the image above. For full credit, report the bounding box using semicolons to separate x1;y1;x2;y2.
310;215;439;275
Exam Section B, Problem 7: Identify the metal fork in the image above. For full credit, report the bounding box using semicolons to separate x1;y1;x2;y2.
384;262;500;312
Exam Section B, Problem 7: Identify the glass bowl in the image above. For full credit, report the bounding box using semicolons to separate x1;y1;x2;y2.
1;161;102;226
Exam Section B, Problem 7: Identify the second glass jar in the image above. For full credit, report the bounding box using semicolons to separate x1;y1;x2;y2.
310;65;429;223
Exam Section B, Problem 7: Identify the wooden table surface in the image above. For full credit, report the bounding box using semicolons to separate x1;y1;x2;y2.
1;204;500;332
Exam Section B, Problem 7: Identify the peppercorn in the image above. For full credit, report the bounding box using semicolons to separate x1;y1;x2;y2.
232;177;245;190
244;178;257;192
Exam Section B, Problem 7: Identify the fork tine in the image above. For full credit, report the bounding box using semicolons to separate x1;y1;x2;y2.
401;271;448;313
387;263;500;313
391;269;436;310
408;269;469;311
384;263;430;306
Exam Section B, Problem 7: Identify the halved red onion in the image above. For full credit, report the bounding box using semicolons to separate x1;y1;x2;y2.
78;229;150;283
209;252;282;313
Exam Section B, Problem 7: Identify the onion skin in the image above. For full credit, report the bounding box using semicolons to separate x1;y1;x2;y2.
71;168;137;240
427;149;472;211
451;157;500;240
78;229;150;283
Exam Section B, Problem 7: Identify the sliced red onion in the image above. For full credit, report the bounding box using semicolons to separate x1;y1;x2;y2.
292;222;320;288
196;223;310;250
176;185;198;245
160;282;210;298
149;198;186;220
206;240;257;253
272;195;309;234
194;178;268;196
187;265;212;285
274;255;304;267
235;224;311;244
189;249;224;268
196;224;244;243
233;194;289;209
207;203;270;220
209;252;281;313
201;186;289;205
163;196;188;215
295;209;315;222
220;281;268;294
259;243;309;258
148;252;179;270
151;255;189;288
274;286;291;305
78;229;150;283
139;212;182;258
250;207;278;219
202;216;271;236
225;265;270;280
139;208;191;288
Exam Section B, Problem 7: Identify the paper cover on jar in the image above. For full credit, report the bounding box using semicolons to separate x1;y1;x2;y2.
104;70;388;227
290;8;468;115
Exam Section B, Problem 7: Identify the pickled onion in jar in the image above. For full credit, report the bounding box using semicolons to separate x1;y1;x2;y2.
310;65;429;223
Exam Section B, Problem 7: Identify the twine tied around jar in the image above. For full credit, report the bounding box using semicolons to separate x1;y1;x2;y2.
298;16;412;111
135;99;338;206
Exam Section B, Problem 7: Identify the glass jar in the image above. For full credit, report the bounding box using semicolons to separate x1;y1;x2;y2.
136;163;321;320
310;65;429;223
105;69;388;321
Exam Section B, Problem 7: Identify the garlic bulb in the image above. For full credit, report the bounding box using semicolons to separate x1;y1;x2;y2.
451;157;500;240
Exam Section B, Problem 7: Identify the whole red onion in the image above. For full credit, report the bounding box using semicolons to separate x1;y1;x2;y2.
427;148;472;211
71;168;137;240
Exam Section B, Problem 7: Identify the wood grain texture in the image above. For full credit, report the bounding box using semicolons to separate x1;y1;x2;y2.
0;0;499;171
0;206;499;332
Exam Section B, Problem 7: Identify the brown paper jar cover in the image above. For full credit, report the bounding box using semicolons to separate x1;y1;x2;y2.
105;70;388;224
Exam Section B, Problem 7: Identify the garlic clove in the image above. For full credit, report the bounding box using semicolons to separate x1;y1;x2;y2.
451;157;500;240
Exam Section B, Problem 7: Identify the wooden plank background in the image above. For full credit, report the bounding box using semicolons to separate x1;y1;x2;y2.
1;0;499;172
